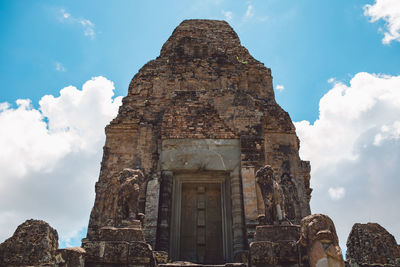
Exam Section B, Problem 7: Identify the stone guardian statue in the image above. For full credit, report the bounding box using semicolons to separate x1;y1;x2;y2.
116;168;145;227
255;165;285;224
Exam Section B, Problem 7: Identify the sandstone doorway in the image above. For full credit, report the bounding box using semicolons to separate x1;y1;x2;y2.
169;172;233;263
180;183;223;263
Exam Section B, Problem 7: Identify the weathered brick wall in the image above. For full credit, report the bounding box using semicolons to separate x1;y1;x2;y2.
86;19;312;249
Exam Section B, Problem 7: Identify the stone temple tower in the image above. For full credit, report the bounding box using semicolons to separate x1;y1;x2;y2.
83;19;312;265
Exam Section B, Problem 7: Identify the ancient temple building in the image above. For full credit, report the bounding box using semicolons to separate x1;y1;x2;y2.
83;19;312;265
3;19;399;267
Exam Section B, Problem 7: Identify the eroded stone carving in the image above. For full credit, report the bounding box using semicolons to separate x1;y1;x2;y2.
299;214;344;267
281;173;298;221
255;165;286;224
116;168;145;226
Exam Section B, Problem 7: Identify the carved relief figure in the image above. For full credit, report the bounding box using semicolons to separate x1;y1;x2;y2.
116;168;145;226
255;165;285;224
281;173;298;221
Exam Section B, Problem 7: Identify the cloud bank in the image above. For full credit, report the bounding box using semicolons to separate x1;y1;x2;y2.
295;72;400;250
0;76;122;247
364;0;400;44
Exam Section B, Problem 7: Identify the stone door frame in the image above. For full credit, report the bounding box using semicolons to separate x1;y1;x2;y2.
169;171;233;262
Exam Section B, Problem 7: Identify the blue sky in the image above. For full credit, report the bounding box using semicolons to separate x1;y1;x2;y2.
1;0;400;254
2;0;399;122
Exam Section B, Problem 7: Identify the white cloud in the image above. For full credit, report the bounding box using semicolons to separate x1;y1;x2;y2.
222;10;233;22
60;9;96;39
239;3;267;23
364;0;400;44
0;76;122;247
243;4;254;21
328;187;345;200
55;62;66;72
276;84;285;91
373;121;400;145
295;72;400;250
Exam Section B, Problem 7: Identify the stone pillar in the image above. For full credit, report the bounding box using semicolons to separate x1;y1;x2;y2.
155;171;173;252
230;167;245;256
144;177;160;249
241;166;259;243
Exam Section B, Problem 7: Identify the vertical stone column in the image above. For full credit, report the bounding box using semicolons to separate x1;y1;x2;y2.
144;177;160;249
241;166;259;243
155;171;173;252
230;167;245;256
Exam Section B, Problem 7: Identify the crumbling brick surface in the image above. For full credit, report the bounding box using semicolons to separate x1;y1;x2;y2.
0;219;59;266
86;19;312;250
346;223;400;266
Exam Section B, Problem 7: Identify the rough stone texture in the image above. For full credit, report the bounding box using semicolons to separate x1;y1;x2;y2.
346;223;400;266
83;239;156;267
159;263;246;267
116;168;145;227
154;250;169;264
299;214;344;267
256;165;286;224
85;19;311;263
97;225;145;242
0;219;58;266
254;225;300;242
55;247;86;267
144;177;161;248
345;263;398;267
82;219;156;266
250;225;308;266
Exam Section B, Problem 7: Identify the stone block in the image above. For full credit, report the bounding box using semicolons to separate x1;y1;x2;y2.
250;240;307;266
255;225;300;242
55;247;85;267
128;241;154;262
103;241;129;263
153;251;169;264
98;226;145;242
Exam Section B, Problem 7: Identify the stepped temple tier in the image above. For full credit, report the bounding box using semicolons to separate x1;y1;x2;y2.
1;20;399;267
